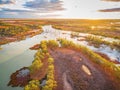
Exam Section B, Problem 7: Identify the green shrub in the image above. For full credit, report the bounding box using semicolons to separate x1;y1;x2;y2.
42;57;56;90
48;58;54;64
58;38;75;48
47;40;59;48
86;35;120;50
24;80;40;90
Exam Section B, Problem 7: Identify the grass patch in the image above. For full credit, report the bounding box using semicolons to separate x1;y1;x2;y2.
86;35;120;50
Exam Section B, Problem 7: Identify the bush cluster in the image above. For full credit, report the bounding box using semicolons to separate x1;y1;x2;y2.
25;40;57;90
42;58;57;90
86;35;120;50
24;80;40;90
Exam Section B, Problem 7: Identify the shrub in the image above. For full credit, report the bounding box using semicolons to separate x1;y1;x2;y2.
71;32;79;38
86;35;104;47
48;58;54;64
112;41;120;50
47;40;59;48
58;38;75;48
42;57;56;90
86;35;120;50
24;80;40;90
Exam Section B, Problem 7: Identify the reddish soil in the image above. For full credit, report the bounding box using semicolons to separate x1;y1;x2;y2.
29;44;40;50
8;56;48;87
30;56;48;80
8;67;30;87
49;48;119;90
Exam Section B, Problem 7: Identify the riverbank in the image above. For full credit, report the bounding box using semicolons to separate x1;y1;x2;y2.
0;29;42;45
8;67;30;87
8;39;120;90
1;25;120;90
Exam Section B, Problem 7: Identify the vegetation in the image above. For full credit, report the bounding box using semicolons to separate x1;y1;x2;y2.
58;38;75;48
0;46;2;50
58;38;120;83
86;35;120;50
71;32;79;38
29;49;43;74
51;19;120;39
4;19;120;90
42;57;57;90
1;19;120;45
24;80;40;90
0;20;42;45
40;40;57;90
40;41;48;54
112;41;120;50
24;40;57;90
47;40;59;48
0;21;41;37
9;38;120;89
1;19;120;40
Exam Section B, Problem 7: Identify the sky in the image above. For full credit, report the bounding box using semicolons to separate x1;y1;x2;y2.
0;0;120;19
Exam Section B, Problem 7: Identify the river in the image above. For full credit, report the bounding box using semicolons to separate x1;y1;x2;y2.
0;25;63;90
0;25;120;90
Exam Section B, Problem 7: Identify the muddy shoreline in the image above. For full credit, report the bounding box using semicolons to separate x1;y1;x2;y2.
8;67;30;87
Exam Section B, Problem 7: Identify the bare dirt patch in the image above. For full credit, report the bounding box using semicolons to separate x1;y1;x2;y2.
63;72;73;90
49;48;118;90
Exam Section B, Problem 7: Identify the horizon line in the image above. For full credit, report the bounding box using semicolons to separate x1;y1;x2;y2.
0;18;120;20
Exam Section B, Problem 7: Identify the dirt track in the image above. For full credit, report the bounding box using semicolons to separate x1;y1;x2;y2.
49;48;118;90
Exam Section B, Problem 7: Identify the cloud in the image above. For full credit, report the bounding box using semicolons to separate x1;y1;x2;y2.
0;8;31;13
0;0;64;18
36;14;61;18
0;7;61;18
0;0;15;5
100;0;120;12
0;8;33;17
24;0;64;12
0;8;36;18
101;0;120;2
99;8;120;12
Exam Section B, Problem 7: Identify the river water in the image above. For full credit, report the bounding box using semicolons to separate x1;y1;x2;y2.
0;25;62;90
0;25;120;90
